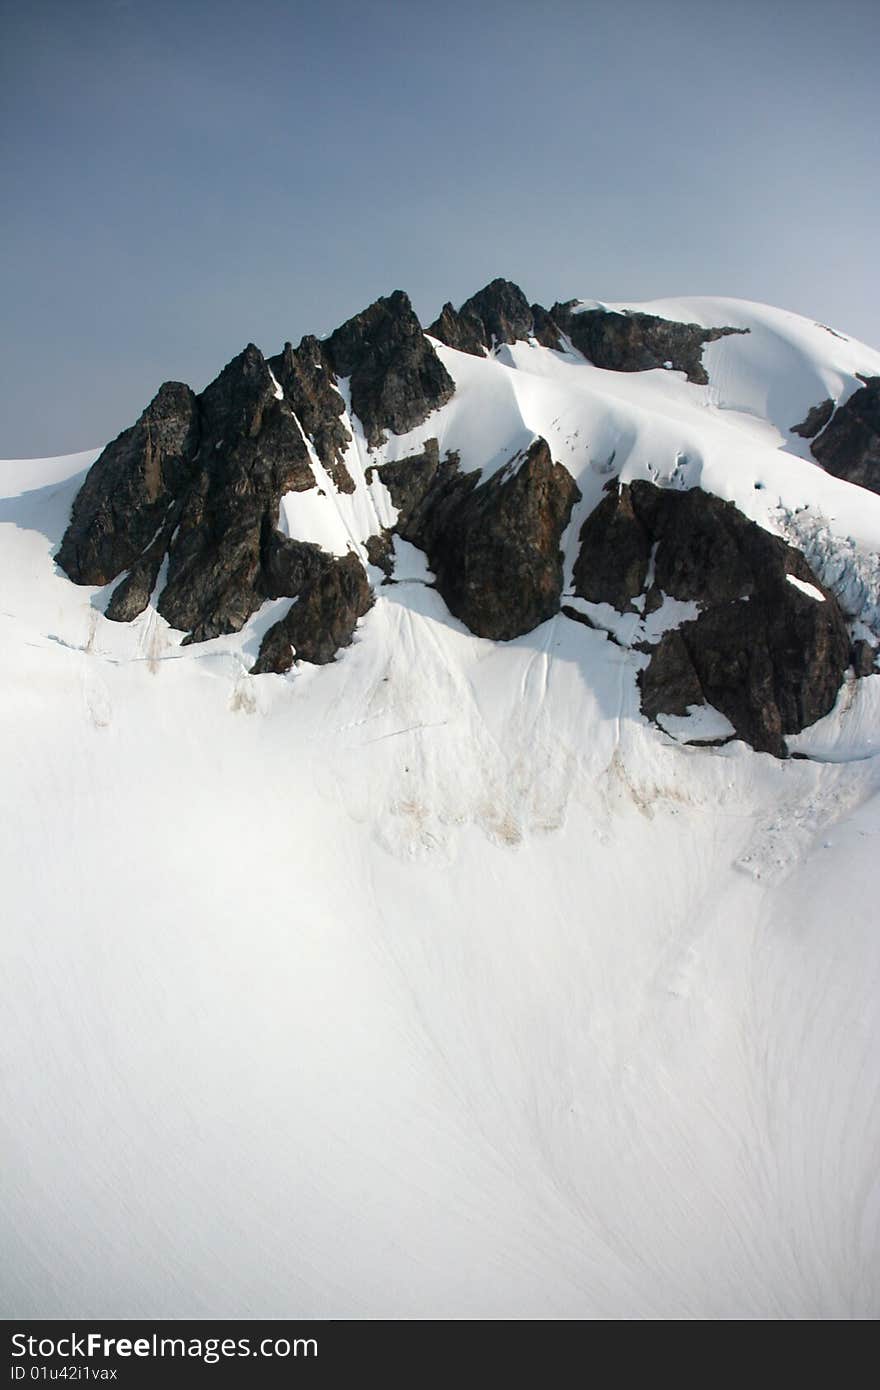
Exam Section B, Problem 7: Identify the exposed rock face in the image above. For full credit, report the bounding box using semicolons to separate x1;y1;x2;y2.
57;290;452;664
638;630;705;718
251;554;373;673
268;336;354;492
57;277;864;755
573;484;651;611
427;301;487;357
809;376;880;494
852;638;878;677
456;279;534;349
550;303;746;384
367;437;445;529
791;398;834;439
377;437;580;640
57;343;331;644
530;303;563;351
428;279;558;356
322;290;454;448
364;530;395;579
572;481;851;755
157;345;316;642
57;381;200;586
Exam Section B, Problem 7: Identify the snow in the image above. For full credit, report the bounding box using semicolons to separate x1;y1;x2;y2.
2;297;880;1319
786;573;825;602
267;364;284;400
656;703;737;743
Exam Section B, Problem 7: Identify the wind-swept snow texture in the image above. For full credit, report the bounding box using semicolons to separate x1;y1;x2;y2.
2;297;880;1319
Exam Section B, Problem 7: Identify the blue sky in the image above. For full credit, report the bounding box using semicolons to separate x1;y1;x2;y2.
3;0;878;455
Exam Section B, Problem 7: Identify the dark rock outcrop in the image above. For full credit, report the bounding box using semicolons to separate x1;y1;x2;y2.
809;376;880;494
268;336;354;492
572;484;651;610
57;291;449;664
550;303;746;385
322;290;454;448
367;437;445;531
638;630;705;719
454;278;534;351
251;554;373;673
105;521;176;623
791;398;834;439
427;301;487;357
57;277;866;757
377;437;580;640
428;279;546;356
260;529;332;602
851;638;878;677
157;344;316;642
657;591;847;757
530;303;563;351
364;530;395;579
572;481;851;755
57;344;329;644
57;381;200;585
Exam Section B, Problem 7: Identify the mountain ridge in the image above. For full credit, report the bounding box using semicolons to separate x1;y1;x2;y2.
3;292;880;1314
53;278;880;757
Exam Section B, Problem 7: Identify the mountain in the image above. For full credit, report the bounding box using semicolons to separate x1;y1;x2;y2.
2;280;880;1319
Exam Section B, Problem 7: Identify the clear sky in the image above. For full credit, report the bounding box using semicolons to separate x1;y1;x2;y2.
3;0;878;457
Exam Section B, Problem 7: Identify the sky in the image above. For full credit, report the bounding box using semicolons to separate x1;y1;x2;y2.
2;0;879;457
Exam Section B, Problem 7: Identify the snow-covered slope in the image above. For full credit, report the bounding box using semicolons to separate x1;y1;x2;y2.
2;296;880;1319
279;295;880;632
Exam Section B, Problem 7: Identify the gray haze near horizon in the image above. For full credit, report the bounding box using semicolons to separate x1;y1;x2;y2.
2;0;878;458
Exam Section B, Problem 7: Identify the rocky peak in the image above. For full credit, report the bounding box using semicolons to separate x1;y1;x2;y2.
197;342;277;439
428;277;543;356
268;335;354;492
55;278;875;755
322;290;454;447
